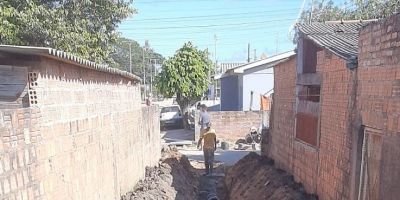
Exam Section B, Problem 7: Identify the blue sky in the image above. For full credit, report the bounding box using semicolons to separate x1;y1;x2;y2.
118;0;344;62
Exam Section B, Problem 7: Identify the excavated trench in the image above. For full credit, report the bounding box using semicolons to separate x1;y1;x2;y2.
122;149;316;200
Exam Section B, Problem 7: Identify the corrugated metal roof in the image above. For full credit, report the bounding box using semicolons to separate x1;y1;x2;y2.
216;50;296;79
0;45;141;81
296;20;376;61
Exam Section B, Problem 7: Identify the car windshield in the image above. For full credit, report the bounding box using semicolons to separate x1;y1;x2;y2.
161;106;180;113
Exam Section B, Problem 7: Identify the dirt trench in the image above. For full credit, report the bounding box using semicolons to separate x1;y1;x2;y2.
122;150;316;200
121;148;199;200
222;152;318;200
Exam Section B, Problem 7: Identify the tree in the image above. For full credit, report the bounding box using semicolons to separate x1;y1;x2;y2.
156;42;212;129
110;37;164;83
0;0;134;64
299;0;400;23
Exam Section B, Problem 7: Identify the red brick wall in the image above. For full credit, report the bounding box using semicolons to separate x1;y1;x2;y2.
267;51;354;198
315;50;354;200
357;14;400;200
207;111;263;143
268;56;296;173
0;56;161;200
0;108;41;199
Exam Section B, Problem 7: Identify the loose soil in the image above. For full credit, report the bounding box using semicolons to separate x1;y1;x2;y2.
122;149;317;200
121;148;199;200
222;152;318;200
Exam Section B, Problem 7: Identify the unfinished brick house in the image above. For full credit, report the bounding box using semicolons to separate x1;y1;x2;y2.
0;45;160;199
266;14;400;200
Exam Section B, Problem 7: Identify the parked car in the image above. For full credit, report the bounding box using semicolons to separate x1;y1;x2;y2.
160;105;183;130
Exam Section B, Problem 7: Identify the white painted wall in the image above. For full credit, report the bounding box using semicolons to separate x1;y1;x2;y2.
242;67;274;111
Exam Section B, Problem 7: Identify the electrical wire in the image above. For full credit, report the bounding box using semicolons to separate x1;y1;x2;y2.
118;18;297;30
126;8;300;22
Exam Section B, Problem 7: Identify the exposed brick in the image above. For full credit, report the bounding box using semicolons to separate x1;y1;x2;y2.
1;55;161;199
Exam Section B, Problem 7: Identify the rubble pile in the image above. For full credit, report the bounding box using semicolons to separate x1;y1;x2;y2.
121;148;199;200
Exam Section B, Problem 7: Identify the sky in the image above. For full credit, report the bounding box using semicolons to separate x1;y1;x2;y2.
118;0;344;62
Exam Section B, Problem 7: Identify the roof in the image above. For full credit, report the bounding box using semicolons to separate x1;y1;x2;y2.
296;20;377;61
216;51;296;79
0;45;141;81
217;62;246;74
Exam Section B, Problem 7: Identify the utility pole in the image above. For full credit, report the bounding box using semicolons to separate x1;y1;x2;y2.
150;59;157;97
253;49;257;61
129;43;132;73
247;43;250;63
276;33;279;55
142;40;148;99
214;34;217;100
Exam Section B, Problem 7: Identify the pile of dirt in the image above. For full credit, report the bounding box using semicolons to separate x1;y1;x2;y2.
121;148;199;200
223;152;317;200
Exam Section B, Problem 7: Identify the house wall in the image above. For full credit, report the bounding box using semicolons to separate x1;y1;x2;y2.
357;14;400;200
266;50;354;198
0;55;161;199
267;56;296;173
314;50;354;200
220;75;240;111
242;67;274;111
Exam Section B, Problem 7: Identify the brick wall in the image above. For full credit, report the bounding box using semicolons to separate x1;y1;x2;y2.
266;51;354;198
315;50;354;200
266;14;400;200
0;108;41;199
197;111;264;143
268;56;296;173
0;56;161;200
357;14;400;200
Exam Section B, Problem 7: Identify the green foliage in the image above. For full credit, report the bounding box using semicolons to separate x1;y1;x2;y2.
156;42;212;112
110;37;164;81
300;0;400;23
0;0;134;64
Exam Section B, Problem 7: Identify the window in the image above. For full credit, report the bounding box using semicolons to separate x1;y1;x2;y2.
296;85;321;146
296;113;319;146
161;106;180;113
298;85;320;102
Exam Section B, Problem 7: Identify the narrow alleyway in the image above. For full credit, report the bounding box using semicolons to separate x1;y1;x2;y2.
121;128;316;200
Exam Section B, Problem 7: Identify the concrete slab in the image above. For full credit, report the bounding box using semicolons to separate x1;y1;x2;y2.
161;128;194;142
180;149;260;166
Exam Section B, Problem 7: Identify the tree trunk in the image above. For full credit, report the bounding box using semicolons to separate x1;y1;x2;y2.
177;95;190;130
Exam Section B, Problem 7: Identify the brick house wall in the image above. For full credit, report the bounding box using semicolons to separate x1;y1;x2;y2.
268;56;296;173
266;14;400;200
0;53;161;199
314;50;354;200
267;50;355;198
357;14;400;200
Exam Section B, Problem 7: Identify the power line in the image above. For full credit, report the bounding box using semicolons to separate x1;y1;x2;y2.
127;12;299;23
128;29;289;41
118;18;297;30
125;8;299;22
134;0;272;4
122;23;291;35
